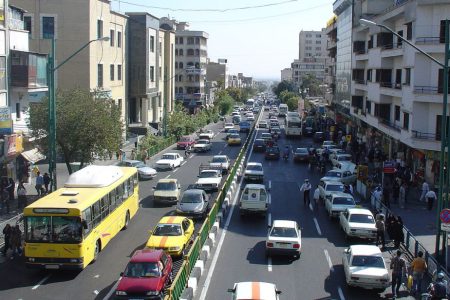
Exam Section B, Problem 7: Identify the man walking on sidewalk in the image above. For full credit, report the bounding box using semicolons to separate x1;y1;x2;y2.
300;179;312;206
410;251;427;295
390;250;408;299
425;189;437;211
375;214;386;250
420;181;429;202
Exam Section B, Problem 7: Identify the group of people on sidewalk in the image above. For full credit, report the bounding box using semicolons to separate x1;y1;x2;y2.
0;177;29;215
2;223;22;259
375;213;405;250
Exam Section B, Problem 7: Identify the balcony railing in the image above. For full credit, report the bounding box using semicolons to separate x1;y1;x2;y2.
380;82;402;89
380;43;403;50
379;118;401;132
412;130;438;141
353;107;366;116
354;79;366;85
416;37;442;45
414;86;439;94
354;49;366;55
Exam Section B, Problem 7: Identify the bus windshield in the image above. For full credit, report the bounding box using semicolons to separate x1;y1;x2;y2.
287;120;302;128
25;216;83;243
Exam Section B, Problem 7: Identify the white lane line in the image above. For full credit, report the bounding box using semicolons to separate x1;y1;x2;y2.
32;274;51;290
94;274;100;278
309;203;313;211
269;180;272;190
268;213;272;227
324;249;334;272
93;290;99;295
181;161;186;166
267;256;273;272
199;121;259;300
165;174;171;179
102;277;122;300
218;150;222;155
338;286;345;300
189;154;195;159
313;218;322;236
173;167;179;173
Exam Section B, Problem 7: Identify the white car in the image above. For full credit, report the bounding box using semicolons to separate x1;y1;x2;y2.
339;208;377;240
325;192;356;218
320;168;357;185
117;159;157;180
244;162;264;183
224;123;235;132
228;282;281;300
318;180;345;200
195;169;222;192
193;139;212;152
342;245;390;290
266;220;301;258
209;155;230;174
323;140;335;147
199;129;214;140
331;153;353;168
258;121;268;128
239;184;268;216
246;115;255;121
155;153;184;170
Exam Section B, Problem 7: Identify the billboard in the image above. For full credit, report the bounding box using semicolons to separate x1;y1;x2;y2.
0;107;12;134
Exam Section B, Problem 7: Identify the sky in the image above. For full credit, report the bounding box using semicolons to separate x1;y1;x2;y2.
111;0;335;81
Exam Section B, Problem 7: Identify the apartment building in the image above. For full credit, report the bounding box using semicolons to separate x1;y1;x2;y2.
324;16;337;106
127;13;175;135
13;0;127;125
280;68;292;82
299;29;328;60
351;0;450;182
206;59;229;89
291;57;327;85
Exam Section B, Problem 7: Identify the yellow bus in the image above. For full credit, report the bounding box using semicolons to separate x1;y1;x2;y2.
23;165;139;270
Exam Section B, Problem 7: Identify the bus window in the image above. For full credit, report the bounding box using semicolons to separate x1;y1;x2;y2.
116;185;124;205
109;189;116;211
92;201;101;227
26;216;52;242
100;196;109;220
82;208;92;236
53;216;82;243
127;178;133;196
134;173;139;185
123;182;129;200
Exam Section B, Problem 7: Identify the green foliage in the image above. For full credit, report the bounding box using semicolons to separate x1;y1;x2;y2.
301;74;322;97
217;95;234;116
272;80;295;98
286;96;300;111
225;87;242;102
28;88;123;174
279;90;297;104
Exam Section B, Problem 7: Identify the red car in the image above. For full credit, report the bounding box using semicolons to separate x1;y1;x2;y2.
177;135;196;149
115;249;173;300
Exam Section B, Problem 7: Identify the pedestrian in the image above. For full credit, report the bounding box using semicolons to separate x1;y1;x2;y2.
130;149;136;160
386;213;395;241
141;149;148;163
410;250;427;295
375;214;386;250
393;216;404;248
1;187;9;214
185;145;191;158
393;179;400;204
313;184;320;210
2;223;11;256
35;171;44;196
17;181;27;209
43;173;51;193
371;186;382;211
121;149;126;161
390;250;408;299
115;150;120;160
300;179;312;206
10;225;22;259
383;180;391;208
399;183;406;209
420;181;429;202
6;178;14;205
425;188;437;211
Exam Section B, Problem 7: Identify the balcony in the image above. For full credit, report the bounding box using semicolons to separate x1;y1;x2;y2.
416;37;441;45
414;85;439;94
380;82;402;90
412;130;438;141
11;51;48;89
379;118;401;132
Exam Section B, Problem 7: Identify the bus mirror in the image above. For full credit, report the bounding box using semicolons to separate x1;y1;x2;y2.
120;272;124;277
81;220;88;229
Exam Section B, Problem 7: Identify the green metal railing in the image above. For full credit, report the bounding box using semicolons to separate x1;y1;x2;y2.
164;111;259;300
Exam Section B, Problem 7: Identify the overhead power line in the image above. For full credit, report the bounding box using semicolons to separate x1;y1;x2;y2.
112;0;299;12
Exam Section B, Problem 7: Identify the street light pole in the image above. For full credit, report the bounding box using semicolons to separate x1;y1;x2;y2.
46;36;110;191
360;18;450;262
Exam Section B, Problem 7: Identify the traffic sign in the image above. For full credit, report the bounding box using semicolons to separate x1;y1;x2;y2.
440;208;450;224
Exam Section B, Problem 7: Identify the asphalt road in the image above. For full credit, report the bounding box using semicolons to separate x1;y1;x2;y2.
198;111;413;300
0;118;246;300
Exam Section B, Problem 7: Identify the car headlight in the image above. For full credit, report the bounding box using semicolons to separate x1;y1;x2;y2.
169;246;181;251
146;291;158;296
115;291;127;296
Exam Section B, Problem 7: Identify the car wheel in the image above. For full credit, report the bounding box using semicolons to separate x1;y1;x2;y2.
92;240;100;263
170;164;175;170
122;211;130;230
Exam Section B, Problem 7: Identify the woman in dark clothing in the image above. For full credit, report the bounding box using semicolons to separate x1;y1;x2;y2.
392;179;400;204
6;178;14;202
386;213;395;241
2;224;11;256
393;216;404;248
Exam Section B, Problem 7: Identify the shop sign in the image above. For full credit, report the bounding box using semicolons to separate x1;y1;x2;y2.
0;107;12;134
383;161;396;174
6;134;18;157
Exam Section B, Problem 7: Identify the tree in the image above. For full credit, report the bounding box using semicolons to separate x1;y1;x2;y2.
279;90;297;104
225;87;242;102
272;80;295;98
301;74;321;97
286;96;300;111
28;88;123;174
216;94;234;116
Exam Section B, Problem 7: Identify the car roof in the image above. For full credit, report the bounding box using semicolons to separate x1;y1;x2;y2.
213;155;228;159
247;162;262;167
244;184;266;189
323;180;344;186
130;249;164;263
157;178;178;183
234;282;278;299
272;219;297;228
163;152;178;156
350;245;383;256
229;133;240;137
200;169;219;173
158;216;186;225
122;159;141;164
183;189;204;196
347;208;373;215
332;192;354;198
196;139;209;142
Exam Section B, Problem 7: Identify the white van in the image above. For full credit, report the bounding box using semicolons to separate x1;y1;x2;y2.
278;104;288;117
239;184;268;216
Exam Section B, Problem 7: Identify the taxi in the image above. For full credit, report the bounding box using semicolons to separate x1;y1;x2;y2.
228;133;242;145
146;216;194;257
228;282;281;300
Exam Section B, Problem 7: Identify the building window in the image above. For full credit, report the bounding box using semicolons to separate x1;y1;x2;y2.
440;20;448;44
97;64;103;87
403;112;409;129
150;66;154;82
397;30;403;47
117;65;122;80
368;35;374;49
366;69;372;82
404;68;411;85
97;19;103;39
150;35;155;52
395;105;400;121
118;99;122;113
366;100;371;114
179;49;183;56
406;22;412;40
316;34;321;38
195;37;200;44
159;42;162;56
316;47;321;51
110;29;115;46
179;37;183;44
24;16;32;37
315;40;321;44
439;68;450;93
0;57;5;90
42;16;55;39
117;31;122;48
110;64;114;81
16;103;21;119
179;62;183;69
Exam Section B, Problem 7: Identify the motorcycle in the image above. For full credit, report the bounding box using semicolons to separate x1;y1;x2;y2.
283;151;289;161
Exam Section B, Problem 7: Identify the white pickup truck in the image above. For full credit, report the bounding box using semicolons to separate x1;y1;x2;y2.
325;192;356;218
195;169;222;192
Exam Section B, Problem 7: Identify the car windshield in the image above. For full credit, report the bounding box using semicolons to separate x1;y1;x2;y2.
325;171;342;178
199;171;218;178
25;216;83;243
225;123;233;127
196;140;208;145
351;255;385;268
267;147;280;153
350;214;375;224
270;227;298;238
180;137;191;142
327;184;344;192
261;133;271;138
181;193;202;203
247;165;262;171
295;148;308;154
229;134;240;139
333;197;355;205
156;182;177;190
124;262;161;278
255;139;264;145
212;157;227;163
131;161;147;168
153;224;182;236
338;156;351;161
162;154;176;160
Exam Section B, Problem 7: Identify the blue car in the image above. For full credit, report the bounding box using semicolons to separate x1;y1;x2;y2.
239;121;251;133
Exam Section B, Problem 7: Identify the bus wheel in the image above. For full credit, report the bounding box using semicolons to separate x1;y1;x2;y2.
93;240;100;262
123;211;130;230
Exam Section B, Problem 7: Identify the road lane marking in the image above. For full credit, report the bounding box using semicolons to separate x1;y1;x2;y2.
218;150;222;155
102;277;122;300
93;290;99;295
94;274;100;278
313;218;322;236
309;203;313;211
181;161;186;166
165;174;171;178
268;213;272;227
324;249;334;272
173;167;179;173
267;256;272;272
338;286;345;300
269;180;271;190
32;275;51;290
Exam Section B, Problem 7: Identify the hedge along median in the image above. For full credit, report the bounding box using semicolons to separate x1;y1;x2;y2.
164;110;261;300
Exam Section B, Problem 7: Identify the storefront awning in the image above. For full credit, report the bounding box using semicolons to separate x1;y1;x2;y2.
21;148;46;164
